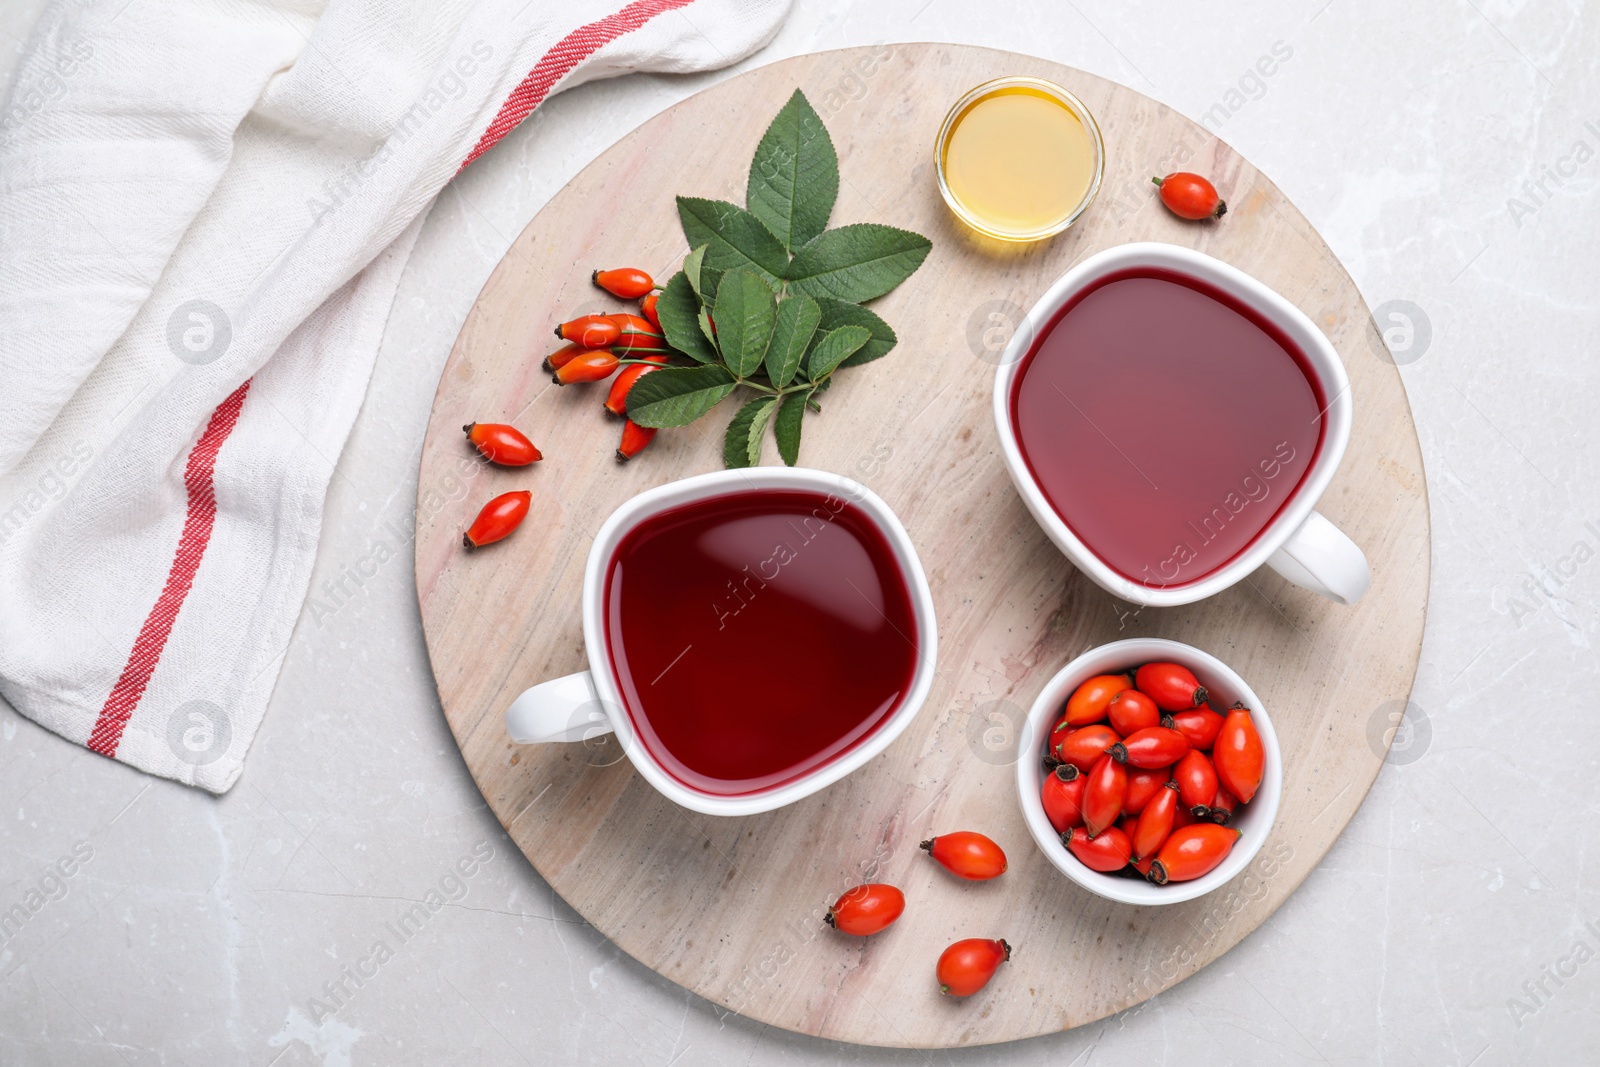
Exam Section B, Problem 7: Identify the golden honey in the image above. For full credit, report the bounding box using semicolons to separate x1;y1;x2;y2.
936;78;1104;242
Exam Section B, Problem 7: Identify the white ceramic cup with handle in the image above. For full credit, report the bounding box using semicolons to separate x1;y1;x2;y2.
504;466;938;818
992;242;1370;608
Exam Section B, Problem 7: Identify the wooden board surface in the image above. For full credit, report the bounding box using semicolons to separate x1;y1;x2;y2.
415;45;1430;1048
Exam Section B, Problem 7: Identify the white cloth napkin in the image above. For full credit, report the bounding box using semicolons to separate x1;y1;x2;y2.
0;0;790;792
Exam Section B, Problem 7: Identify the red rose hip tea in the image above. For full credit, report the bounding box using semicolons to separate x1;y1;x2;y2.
602;489;918;796
1008;268;1325;588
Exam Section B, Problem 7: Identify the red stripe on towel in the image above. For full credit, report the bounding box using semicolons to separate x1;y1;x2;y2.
459;0;697;171
88;381;252;757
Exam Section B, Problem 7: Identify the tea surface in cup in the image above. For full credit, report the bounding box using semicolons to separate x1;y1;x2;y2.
603;489;918;796
1009;268;1326;590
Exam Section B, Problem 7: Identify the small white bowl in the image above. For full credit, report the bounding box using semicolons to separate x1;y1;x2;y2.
1015;638;1282;905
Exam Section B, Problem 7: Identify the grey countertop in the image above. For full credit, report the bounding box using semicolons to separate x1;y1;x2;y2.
3;1;1597;1063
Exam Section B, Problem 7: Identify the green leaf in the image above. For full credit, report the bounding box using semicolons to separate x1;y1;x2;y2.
626;365;736;428
773;389;808;466
746;89;838;253
763;294;821;389
816;298;898;368
683;244;724;303
656;272;718;364
677;197;787;288
806;325;871;381
713;270;777;378
786;224;932;303
723;395;776;468
697;306;718;348
683;245;708;297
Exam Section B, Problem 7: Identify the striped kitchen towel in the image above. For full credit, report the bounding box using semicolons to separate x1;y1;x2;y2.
0;0;790;792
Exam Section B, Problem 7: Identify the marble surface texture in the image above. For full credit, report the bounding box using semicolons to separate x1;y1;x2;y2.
3;1;1598;1064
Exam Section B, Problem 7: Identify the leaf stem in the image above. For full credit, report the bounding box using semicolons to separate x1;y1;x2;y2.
734;377;826;399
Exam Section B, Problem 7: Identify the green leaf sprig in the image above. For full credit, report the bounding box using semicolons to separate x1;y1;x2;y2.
625;89;932;468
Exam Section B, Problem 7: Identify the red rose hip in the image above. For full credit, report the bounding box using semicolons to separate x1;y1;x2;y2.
937;938;1010;997
825;884;904;936
1213;704;1265;803
1110;726;1189;769
921;832;1007;880
1107;689;1160;736
1121;765;1171;816
1053;724;1121;772
1173;749;1220;819
1152;172;1227;220
1062;825;1133;873
1064;673;1132;726
1149;824;1241;884
1040;764;1085;833
1135;662;1208;712
463;491;531;549
1081;753;1126;838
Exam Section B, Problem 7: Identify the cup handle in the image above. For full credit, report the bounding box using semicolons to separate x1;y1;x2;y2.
1265;510;1371;605
505;671;616;744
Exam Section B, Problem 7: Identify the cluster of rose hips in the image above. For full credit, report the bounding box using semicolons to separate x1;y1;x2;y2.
824;831;1011;997
545;267;671;462
456;268;667;549
1043;662;1264;884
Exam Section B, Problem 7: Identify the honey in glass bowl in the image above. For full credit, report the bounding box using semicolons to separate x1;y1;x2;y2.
936;77;1104;242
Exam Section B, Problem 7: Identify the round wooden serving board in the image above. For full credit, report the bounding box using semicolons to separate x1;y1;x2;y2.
416;45;1430;1048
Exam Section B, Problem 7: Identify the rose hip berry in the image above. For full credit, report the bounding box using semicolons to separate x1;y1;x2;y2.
1053;724;1121;771
1132;780;1180;863
1064;672;1133;726
1107;688;1160;736
592;267;655;300
555;314;621;348
1135;662;1208;712
1081;753;1126;838
824;884;904;936
463;422;541;466
1040;764;1086;833
552;349;620;385
1121;765;1171;816
463;490;531;549
1110;726;1190;769
1208;784;1239;825
921;832;1007;880
936;938;1010;997
1149;824;1242;884
1213;703;1265;804
1168;706;1224;750
1062;825;1132;872
616;419;656;461
603;354;669;417
1152;172;1226;220
606;313;667;353
1173;749;1220;819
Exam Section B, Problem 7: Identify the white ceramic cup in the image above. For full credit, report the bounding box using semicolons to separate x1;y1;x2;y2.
1016;638;1283;905
503;467;938;817
992;242;1370;608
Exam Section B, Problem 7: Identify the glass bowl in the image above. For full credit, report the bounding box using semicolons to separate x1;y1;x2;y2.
934;76;1105;243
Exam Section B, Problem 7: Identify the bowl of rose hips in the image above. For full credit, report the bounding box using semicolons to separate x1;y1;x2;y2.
1015;638;1282;905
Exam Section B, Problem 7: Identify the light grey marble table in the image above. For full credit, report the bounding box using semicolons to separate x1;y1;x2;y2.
4;1;1597;1064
